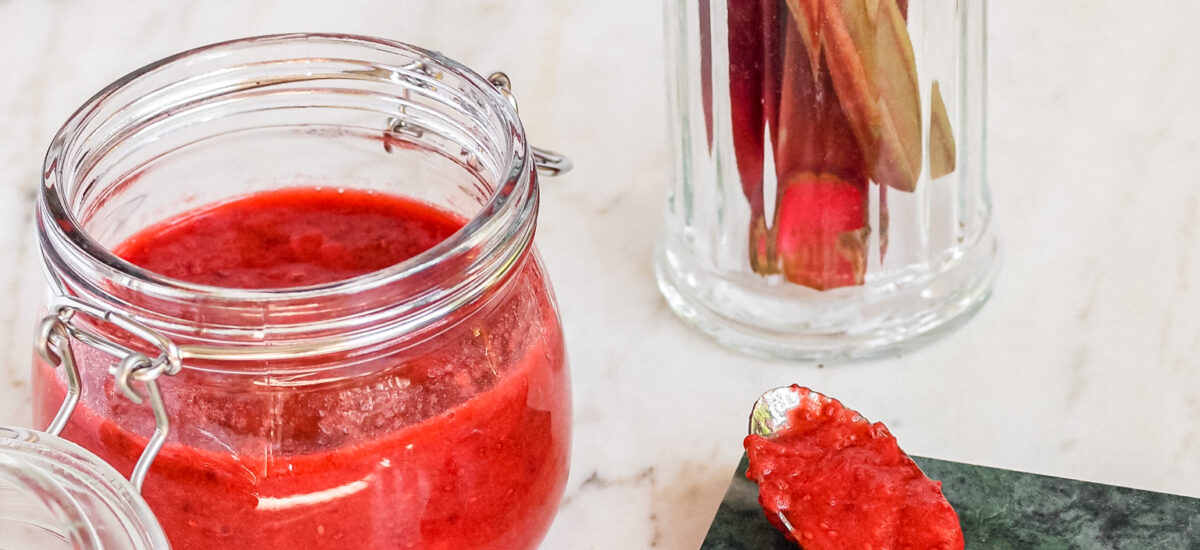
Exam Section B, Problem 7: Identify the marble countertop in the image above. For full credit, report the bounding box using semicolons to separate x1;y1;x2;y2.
1;1;1198;548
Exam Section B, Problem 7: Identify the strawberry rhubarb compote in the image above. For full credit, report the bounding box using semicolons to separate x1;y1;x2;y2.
744;387;962;550
34;187;570;550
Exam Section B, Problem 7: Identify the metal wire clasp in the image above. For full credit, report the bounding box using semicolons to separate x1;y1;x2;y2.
486;72;573;177
381;65;571;176
35;295;181;493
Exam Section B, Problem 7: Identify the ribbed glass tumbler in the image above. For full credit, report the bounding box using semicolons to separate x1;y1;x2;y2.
656;0;998;360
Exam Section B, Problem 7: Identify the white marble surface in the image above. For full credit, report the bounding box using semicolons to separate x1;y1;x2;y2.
1;1;1199;548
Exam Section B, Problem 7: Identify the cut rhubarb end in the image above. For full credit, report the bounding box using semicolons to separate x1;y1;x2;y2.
744;386;965;550
773;175;868;291
749;214;779;275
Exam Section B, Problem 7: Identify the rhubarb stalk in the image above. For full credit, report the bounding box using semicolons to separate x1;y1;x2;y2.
771;12;869;290
728;0;782;273
725;0;931;289
700;0;714;151
786;0;923;192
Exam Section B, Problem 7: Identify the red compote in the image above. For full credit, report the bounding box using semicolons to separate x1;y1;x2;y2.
744;386;962;550
34;187;570;550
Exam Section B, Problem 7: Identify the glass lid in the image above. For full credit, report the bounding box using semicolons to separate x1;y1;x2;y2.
0;426;169;550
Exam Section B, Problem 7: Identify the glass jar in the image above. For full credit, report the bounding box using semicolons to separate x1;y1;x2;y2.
33;33;570;550
0;426;168;549
657;0;998;360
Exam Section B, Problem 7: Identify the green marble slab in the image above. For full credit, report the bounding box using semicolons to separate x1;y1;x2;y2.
702;455;1200;549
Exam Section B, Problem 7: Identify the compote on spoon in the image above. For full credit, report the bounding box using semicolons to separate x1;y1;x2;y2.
744;385;964;550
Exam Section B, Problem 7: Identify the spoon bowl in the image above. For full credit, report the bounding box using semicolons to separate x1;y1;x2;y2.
748;385;803;437
749;385;870;438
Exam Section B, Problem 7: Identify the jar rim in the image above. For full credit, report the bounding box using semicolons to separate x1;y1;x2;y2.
41;32;532;301
38;33;539;361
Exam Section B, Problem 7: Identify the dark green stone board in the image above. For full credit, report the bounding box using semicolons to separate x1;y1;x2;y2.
701;455;1200;549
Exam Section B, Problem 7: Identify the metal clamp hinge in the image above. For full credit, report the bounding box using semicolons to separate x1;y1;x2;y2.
35;295;181;493
486;71;573;177
382;68;572;177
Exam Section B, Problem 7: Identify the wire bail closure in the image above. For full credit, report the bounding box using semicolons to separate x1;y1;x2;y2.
486;71;573;177
381;65;572;177
35;295;181;493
